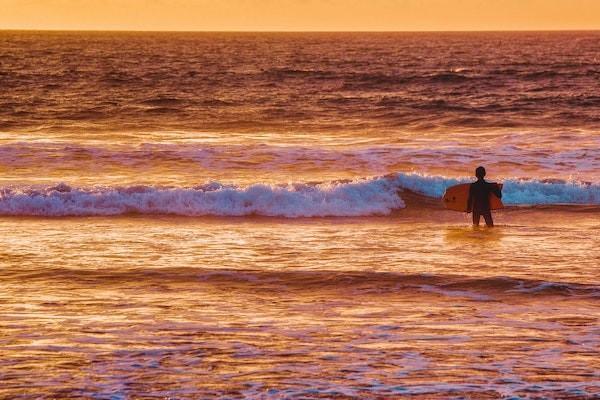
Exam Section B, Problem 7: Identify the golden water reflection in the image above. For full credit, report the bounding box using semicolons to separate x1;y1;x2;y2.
0;210;598;398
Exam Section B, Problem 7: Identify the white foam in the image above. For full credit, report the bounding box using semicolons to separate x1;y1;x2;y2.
0;178;404;217
0;173;598;217
390;173;600;205
502;179;600;205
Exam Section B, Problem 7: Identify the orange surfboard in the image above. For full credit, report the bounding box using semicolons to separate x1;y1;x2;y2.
442;183;503;212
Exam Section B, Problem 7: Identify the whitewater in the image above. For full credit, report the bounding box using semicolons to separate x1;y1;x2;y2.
0;173;599;217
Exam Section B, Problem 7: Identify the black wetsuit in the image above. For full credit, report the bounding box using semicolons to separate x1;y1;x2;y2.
467;179;502;226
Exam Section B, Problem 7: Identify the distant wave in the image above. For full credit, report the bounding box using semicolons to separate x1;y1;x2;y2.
0;174;598;217
140;97;184;107
0;142;598;176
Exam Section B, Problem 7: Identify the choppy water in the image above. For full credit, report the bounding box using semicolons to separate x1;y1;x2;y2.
3;31;600;134
0;31;599;399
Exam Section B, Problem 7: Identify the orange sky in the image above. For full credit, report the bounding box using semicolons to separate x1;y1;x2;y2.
2;0;600;31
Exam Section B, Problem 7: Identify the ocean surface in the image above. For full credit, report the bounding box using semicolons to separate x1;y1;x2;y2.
0;31;599;399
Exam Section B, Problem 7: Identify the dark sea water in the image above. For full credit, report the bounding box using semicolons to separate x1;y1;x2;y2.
2;31;600;134
0;32;598;399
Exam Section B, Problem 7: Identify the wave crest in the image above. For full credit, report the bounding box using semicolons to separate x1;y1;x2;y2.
0;173;598;217
0;178;403;217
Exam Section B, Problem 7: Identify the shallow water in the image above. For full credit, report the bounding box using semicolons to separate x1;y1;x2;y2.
0;31;599;398
1;210;598;398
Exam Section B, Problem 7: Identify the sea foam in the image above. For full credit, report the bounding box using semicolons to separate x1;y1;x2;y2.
0;178;403;217
389;173;600;205
0;173;598;217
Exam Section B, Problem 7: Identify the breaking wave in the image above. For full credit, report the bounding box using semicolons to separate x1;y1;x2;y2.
0;173;598;217
0;178;403;217
392;173;600;205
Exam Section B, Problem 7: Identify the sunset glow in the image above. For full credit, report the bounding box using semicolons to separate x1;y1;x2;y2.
2;0;600;31
1;0;599;396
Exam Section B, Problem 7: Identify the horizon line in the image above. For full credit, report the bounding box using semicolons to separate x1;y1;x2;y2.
1;28;599;34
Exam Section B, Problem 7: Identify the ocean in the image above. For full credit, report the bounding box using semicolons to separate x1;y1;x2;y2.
0;31;598;399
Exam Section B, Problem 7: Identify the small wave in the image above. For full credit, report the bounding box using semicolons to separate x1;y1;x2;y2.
521;70;563;80
101;73;134;85
22;267;599;299
341;70;478;91
140;97;184;107
2;142;598;177
200;99;235;106
263;67;337;80
427;72;471;83
143;106;182;114
566;95;600;107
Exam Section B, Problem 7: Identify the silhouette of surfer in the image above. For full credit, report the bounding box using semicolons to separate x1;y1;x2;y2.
467;166;502;227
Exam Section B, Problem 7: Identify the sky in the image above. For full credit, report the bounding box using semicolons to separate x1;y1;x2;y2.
2;0;600;31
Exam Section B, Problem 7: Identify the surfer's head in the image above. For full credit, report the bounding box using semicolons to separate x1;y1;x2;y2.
475;166;486;179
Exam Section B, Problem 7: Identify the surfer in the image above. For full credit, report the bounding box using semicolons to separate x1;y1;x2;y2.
467;166;502;227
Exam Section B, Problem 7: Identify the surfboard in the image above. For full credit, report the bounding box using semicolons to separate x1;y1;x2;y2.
442;183;503;212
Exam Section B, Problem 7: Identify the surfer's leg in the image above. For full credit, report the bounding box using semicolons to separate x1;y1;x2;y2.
483;212;494;227
472;211;481;226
